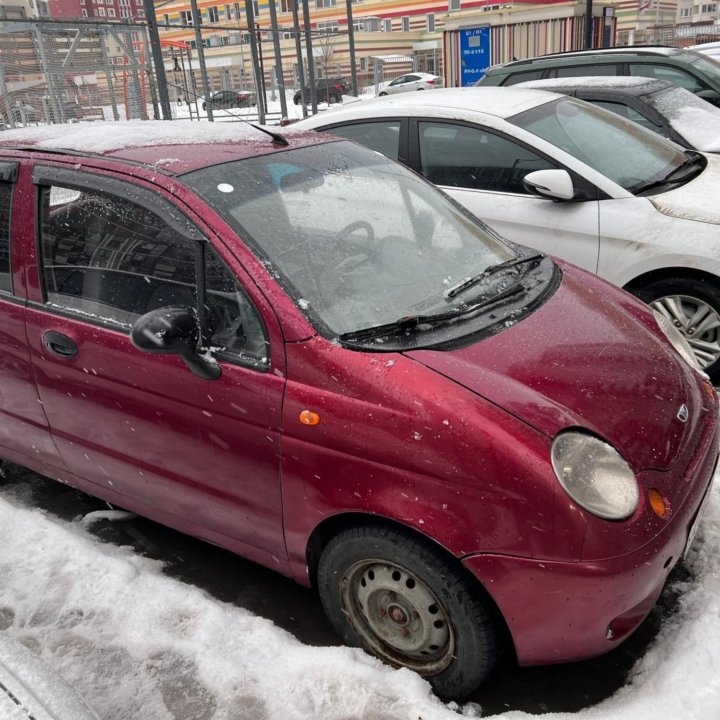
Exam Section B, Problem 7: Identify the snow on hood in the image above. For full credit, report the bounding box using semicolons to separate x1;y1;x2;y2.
650;153;720;224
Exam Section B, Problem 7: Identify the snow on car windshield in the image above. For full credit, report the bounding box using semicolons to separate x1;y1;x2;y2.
510;96;687;193
180;142;517;337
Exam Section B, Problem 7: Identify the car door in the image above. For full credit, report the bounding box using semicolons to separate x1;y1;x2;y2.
0;160;62;469
22;163;287;563
408;119;601;272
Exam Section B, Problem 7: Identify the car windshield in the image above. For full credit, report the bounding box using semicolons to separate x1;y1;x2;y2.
181;141;533;341
510;96;688;193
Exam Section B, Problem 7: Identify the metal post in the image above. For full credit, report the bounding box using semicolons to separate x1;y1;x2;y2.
99;28;120;120
139;25;161;120
190;0;214;120
267;0;288;117
257;27;268;111
301;0;317;113
290;0;307;116
245;0;266;123
143;0;172;118
186;47;202;119
345;0;358;96
0;59;15;129
584;0;593;49
32;24;64;123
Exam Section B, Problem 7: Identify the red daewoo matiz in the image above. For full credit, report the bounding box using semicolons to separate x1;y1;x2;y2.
0;122;716;698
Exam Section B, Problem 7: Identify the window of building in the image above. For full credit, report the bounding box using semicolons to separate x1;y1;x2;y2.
208;6;219;21
120;9;130;17
401;15;410;31
449;0;461;10
426;13;435;31
97;7;106;15
280;0;294;12
317;20;339;32
81;7;88;15
316;0;336;7
107;7;115;15
383;18;392;31
680;7;692;15
163;13;169;23
180;10;192;24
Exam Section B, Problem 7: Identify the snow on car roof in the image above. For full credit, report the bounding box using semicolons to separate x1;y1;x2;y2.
295;87;558;127
517;76;664;92
0;120;327;173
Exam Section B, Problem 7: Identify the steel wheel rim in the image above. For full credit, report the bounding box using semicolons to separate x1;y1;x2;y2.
340;558;454;675
651;294;720;369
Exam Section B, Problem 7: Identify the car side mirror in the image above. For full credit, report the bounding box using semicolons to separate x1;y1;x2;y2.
522;169;576;201
697;89;720;107
130;306;221;381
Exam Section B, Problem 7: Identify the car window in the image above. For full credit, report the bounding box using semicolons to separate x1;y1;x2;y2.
589;99;666;134
502;70;544;86
40;185;198;327
321;121;401;161
390;76;406;86
554;64;619;78
418;121;554;193
0;182;11;293
629;64;707;93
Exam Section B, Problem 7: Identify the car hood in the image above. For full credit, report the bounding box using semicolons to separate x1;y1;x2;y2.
405;268;702;472
650;154;720;225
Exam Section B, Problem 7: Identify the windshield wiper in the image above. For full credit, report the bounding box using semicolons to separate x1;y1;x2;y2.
444;252;544;300
633;151;706;196
339;282;525;344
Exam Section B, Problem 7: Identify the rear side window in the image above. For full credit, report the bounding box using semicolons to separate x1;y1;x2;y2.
322;121;401;160
502;70;544;86
554;64;619;78
589;100;666;135
629;64;708;93
0;183;11;293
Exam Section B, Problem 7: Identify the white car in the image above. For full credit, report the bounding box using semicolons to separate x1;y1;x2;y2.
377;72;443;96
294;86;720;380
690;41;720;60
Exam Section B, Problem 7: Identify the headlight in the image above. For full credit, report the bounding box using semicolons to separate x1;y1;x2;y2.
551;432;639;520
653;309;701;371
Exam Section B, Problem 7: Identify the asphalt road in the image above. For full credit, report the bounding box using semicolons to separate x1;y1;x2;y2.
0;462;686;716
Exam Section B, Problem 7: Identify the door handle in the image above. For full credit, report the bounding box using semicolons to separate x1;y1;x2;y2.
43;331;78;358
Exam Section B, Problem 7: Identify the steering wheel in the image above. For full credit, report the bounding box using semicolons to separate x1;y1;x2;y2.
335;220;375;251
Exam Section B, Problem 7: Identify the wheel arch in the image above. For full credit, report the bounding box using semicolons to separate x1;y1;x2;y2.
623;265;720;295
305;510;515;657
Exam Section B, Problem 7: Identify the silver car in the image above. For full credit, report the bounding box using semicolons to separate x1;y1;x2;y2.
378;72;443;96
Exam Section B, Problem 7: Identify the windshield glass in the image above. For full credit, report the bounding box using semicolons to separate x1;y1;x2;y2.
181;141;521;338
510;96;687;193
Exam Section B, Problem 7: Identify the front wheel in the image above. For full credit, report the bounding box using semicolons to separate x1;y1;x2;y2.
630;276;720;382
317;525;500;699
378;91;388;97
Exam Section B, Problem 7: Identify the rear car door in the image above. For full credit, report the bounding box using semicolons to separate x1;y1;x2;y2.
408;119;601;271
0;159;63;470
22;162;287;563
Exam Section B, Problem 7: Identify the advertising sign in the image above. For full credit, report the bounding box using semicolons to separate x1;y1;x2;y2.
460;27;491;86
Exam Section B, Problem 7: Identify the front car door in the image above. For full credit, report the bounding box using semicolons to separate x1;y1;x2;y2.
408;119;601;272
20;161;287;566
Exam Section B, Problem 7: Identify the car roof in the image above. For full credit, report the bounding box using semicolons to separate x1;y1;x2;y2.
516;76;675;97
0;120;328;175
296;87;558;125
490;45;702;71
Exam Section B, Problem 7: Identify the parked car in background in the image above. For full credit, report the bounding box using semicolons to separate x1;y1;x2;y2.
377;72;443;96
202;90;256;111
517;76;720;152
294;86;720;380
476;46;720;107
1;120;717;699
293;77;350;105
690;41;720;60
0;633;99;719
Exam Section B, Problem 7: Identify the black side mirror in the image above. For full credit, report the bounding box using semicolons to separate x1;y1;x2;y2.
131;306;221;381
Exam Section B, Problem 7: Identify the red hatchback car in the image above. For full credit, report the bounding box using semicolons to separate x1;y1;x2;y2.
0;122;716;699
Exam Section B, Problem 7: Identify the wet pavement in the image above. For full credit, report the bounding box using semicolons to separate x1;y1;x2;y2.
0;462;686;716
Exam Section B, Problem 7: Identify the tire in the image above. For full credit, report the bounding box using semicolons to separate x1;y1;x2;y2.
317;525;500;699
293;94;301;105
630;275;720;382
329;93;341;104
378;92;388;97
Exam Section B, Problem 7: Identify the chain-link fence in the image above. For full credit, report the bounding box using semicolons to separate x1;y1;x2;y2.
0;18;443;129
0;20;163;129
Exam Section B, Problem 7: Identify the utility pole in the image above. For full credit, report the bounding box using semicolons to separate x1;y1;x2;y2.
143;0;172;118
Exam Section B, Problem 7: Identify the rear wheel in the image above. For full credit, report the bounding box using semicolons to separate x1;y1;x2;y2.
329;93;341;104
317;525;500;699
378;91;388;97
631;276;720;382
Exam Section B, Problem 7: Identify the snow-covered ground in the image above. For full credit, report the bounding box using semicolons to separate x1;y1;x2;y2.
0;461;718;720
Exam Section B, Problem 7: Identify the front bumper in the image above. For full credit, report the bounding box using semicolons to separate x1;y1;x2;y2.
463;424;719;666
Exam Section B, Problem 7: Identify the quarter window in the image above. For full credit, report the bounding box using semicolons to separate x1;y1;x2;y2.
321;121;401;160
418;122;554;193
629;64;707;93
554;64;618;78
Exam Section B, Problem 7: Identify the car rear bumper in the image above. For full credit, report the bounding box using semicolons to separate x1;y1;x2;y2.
463;429;718;666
